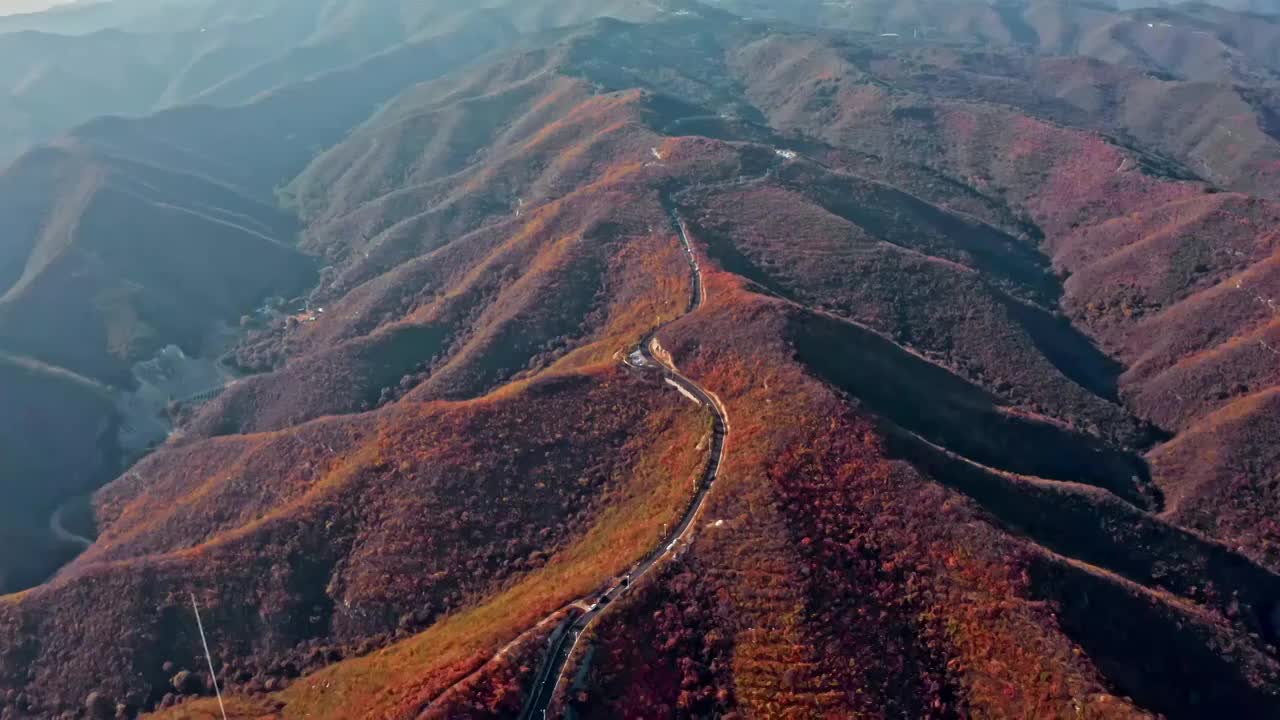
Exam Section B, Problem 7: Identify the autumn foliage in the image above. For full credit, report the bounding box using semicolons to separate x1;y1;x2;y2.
5;9;1280;720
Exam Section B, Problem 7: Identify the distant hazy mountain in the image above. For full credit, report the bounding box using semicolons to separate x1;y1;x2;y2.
0;0;676;162
1114;0;1279;13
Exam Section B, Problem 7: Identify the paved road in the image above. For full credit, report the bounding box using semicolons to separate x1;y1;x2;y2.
50;502;93;549
516;196;731;720
172;380;235;407
421;165;785;718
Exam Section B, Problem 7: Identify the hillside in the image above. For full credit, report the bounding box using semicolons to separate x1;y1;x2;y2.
0;0;673;599
2;2;1280;719
0;138;313;594
0;352;114;594
716;0;1280;79
0;144;312;386
718;24;1280;578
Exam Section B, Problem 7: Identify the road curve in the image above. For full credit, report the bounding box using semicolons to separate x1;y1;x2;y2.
422;167;783;718
517;198;730;720
50;502;93;549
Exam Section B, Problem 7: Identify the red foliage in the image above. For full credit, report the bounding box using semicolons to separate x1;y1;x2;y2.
0;370;698;717
572;562;737;719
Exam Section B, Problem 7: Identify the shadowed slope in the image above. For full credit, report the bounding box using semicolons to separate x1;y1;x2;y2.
0;144;313;387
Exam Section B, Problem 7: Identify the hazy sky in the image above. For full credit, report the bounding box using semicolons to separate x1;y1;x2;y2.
0;0;77;16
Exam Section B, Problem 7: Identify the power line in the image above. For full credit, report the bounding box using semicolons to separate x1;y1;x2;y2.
190;593;228;720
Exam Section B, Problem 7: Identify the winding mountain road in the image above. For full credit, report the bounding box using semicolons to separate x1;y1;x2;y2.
50;502;93;549
516;195;732;720
417;159;784;719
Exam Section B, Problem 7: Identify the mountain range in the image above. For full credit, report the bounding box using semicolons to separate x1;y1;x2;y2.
3;0;1280;718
